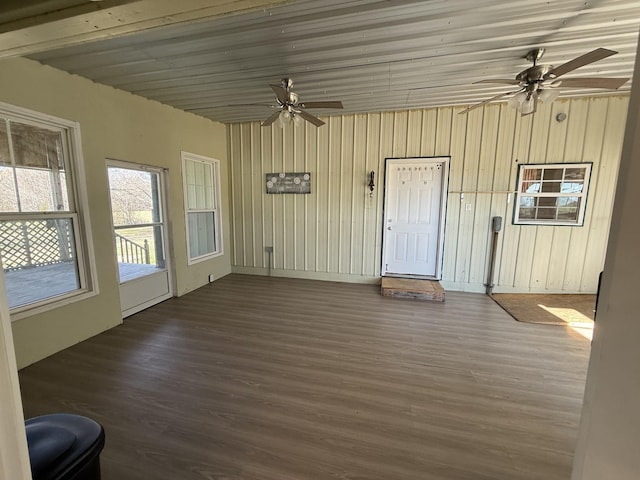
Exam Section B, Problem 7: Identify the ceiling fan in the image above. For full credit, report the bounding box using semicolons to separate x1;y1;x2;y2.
234;78;344;127
460;48;629;116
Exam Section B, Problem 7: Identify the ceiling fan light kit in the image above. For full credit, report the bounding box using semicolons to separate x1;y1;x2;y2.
538;88;561;104
276;109;303;127
460;47;629;116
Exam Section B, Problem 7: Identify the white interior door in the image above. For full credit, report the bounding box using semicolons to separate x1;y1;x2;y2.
107;161;173;317
382;157;448;279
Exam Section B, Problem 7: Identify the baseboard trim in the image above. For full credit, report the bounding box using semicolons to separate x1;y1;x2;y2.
231;266;381;284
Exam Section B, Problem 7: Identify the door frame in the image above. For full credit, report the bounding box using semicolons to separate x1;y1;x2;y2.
381;156;450;280
106;159;174;317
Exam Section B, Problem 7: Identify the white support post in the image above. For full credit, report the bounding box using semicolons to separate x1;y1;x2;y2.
571;30;640;480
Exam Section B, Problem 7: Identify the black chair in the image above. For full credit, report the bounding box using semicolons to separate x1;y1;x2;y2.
25;413;105;480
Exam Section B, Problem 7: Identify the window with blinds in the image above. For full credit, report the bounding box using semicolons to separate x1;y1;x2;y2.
181;152;222;263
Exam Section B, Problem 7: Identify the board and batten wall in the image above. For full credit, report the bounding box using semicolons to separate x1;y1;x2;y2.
228;96;628;293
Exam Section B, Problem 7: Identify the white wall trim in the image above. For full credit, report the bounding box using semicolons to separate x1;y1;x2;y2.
181;151;224;265
231;266;381;284
0;268;32;480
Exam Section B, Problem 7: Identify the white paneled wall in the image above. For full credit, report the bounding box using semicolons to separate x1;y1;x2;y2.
228;96;628;292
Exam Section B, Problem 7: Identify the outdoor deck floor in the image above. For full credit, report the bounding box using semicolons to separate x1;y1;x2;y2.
4;262;159;308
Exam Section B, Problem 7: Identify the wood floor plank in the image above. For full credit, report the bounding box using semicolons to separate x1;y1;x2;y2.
18;274;590;480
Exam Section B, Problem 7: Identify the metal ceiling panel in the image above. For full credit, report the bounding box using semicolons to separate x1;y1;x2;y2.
28;0;640;124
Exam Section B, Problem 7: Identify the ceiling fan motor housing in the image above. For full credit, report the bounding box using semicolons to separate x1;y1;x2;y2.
287;92;299;106
516;65;555;85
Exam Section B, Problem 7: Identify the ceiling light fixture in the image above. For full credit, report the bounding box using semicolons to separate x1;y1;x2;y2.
506;84;561;116
277;109;302;127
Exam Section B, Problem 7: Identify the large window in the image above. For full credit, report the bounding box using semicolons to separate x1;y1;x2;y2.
514;163;592;226
182;152;222;263
0;103;94;314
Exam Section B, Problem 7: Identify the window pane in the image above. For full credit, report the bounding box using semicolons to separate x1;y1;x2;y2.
10;122;64;170
565;168;586;181
1;218;80;308
557;207;579;221
561;181;584;193
0;166;18;211
538;197;557;207
521;181;540;193
114;225;165;282
519;208;535;219
15;167;56;211
522;168;542;181
541;181;561;193
0;120;9;165
108;167;158;227
0;123;70;213
195;182;205;209
60;172;70;211
187;186;196;210
185;159;214;210
543;168;563;180
188;211;216;258
557;196;580;208
519;196;535;208
536;207;557;220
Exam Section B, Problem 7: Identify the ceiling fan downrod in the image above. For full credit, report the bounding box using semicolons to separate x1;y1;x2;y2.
525;47;545;66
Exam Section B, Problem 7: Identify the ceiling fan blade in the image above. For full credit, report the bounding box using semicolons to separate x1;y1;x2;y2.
261;110;282;127
227;103;275;107
458;90;522;115
473;79;521;85
553;77;629;90
270;84;288;104
298;109;325;126
299;101;344;109
548;48;617;78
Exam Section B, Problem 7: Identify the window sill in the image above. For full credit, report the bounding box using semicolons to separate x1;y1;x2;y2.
10;288;99;322
187;250;224;266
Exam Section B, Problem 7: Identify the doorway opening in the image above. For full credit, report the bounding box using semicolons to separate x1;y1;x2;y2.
107;161;173;317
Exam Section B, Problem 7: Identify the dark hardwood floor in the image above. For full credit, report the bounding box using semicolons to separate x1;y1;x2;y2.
19;274;591;480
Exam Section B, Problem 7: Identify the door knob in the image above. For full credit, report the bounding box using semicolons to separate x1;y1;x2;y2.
387;226;392;230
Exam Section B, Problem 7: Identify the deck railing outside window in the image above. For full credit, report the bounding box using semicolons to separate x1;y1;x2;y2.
0;218;74;271
114;231;150;265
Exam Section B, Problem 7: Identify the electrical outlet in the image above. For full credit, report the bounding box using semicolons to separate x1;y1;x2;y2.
208;274;215;283
265;246;273;253
465;203;472;211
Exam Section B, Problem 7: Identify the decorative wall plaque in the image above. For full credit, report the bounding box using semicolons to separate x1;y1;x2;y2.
265;172;311;194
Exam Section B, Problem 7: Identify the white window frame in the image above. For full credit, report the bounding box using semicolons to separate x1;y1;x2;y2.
0;102;97;320
181;151;223;264
514;162;592;226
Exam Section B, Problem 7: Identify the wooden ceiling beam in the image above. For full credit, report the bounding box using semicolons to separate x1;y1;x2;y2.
0;0;291;58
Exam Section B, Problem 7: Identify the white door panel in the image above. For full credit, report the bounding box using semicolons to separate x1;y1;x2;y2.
119;270;171;317
382;158;448;278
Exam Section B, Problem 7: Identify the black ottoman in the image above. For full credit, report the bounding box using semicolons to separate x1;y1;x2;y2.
25;414;105;480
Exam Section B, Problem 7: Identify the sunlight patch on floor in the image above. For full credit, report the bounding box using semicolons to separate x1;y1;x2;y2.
539;304;594;340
